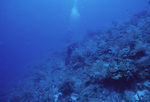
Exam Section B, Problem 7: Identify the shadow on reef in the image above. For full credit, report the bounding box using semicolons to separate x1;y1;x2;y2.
84;71;144;92
102;76;138;92
59;81;74;97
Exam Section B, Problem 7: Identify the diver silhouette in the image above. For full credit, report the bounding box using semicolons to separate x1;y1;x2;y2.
65;43;77;65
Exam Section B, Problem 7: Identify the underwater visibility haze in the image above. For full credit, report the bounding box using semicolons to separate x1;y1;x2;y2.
0;0;150;101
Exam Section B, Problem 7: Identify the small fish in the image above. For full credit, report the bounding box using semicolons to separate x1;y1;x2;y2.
148;1;150;4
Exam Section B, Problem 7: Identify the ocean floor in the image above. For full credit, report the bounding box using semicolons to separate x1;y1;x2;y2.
1;11;150;102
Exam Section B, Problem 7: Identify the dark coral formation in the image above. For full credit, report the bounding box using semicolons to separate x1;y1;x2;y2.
1;11;150;102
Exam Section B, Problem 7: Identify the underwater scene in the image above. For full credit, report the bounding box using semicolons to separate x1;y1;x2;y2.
0;0;150;102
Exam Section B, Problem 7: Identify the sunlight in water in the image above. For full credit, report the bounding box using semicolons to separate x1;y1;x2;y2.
70;0;80;20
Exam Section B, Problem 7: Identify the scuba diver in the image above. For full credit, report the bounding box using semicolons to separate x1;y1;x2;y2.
65;43;77;65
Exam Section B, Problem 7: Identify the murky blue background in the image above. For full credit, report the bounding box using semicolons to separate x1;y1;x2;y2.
0;0;149;89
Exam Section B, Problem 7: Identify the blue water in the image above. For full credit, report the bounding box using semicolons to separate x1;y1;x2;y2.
0;0;150;100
